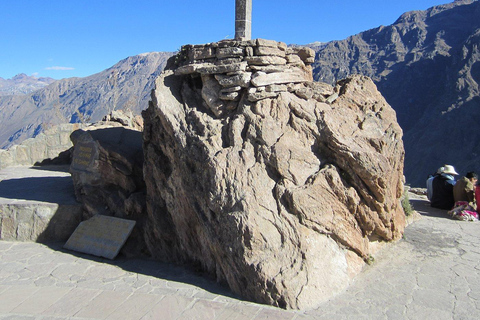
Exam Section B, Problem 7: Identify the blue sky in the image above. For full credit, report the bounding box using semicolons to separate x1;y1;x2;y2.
0;0;449;80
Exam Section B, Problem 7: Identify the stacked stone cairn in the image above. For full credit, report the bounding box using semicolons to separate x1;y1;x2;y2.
174;39;336;117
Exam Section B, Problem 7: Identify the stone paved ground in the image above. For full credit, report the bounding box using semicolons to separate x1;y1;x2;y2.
0;193;479;319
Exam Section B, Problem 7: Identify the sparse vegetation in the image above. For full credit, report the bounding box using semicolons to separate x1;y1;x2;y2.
401;187;414;217
365;254;375;265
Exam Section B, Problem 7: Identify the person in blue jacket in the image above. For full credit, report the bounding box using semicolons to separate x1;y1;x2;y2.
426;166;444;201
431;165;458;210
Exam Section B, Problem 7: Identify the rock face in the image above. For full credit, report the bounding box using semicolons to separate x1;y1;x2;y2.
143;39;405;309
311;0;480;186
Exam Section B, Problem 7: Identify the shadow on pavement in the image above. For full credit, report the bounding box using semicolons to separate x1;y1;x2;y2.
410;198;451;220
43;242;240;300
0;176;77;204
30;165;71;173
1;164;238;299
0;165;77;204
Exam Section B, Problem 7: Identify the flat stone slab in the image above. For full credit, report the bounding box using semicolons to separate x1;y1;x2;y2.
64;215;136;259
0;165;78;205
0;165;82;242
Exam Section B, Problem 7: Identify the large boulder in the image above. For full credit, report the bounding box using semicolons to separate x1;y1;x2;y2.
142;39;405;309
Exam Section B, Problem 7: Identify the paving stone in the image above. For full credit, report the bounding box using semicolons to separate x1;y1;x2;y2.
0;286;40;313
74;290;132;319
416;272;452;289
88;265;128;281
192;289;221;300
42;287;102;317
0;285;9;295
177;299;229;320
216;303;262;320
253;308;298;319
0;242;13;251
33;276;58;287
104;292;162;320
10;286;72;314
50;263;91;282
384;304;407;320
413;288;455;311
165;280;198;290
405;304;453;320
138;286;174;295
0;315;37;320
453;298;479;320
140;295;194;320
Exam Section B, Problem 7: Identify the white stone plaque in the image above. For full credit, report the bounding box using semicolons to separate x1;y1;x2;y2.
64;215;136;259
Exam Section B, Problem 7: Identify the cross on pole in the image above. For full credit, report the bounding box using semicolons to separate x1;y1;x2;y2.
235;0;252;40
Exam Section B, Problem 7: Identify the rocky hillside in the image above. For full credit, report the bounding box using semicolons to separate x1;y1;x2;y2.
0;52;174;149
312;0;480;186
0;74;56;96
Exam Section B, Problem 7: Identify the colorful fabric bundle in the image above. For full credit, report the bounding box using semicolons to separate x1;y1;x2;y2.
448;201;479;221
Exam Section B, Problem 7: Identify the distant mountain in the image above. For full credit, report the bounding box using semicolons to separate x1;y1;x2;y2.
0;52;174;149
0;74;56;96
312;0;480;186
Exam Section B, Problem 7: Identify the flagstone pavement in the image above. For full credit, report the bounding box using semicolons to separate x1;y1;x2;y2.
1;187;479;319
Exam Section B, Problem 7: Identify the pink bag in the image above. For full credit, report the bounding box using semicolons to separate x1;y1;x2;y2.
476;185;480;214
448;201;478;221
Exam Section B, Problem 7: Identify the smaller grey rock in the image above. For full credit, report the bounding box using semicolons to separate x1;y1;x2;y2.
217;47;244;59
254;46;286;57
221;86;242;93
215;72;251;88
326;92;339;104
266;84;288;93
245;56;287;66
219;91;240;101
247;91;279;101
295;87;314;100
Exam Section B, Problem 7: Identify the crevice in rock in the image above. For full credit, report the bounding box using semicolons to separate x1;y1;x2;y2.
221;121;231;148
181;76;214;117
279;191;303;223
149;143;172;179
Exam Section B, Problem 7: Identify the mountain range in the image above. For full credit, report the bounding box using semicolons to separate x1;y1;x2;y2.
0;52;173;149
312;0;480;186
1;0;479;187
0;74;56;96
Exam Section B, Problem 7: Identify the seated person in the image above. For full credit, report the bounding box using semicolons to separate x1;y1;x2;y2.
426;166;444;201
453;171;477;210
431;165;458;210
